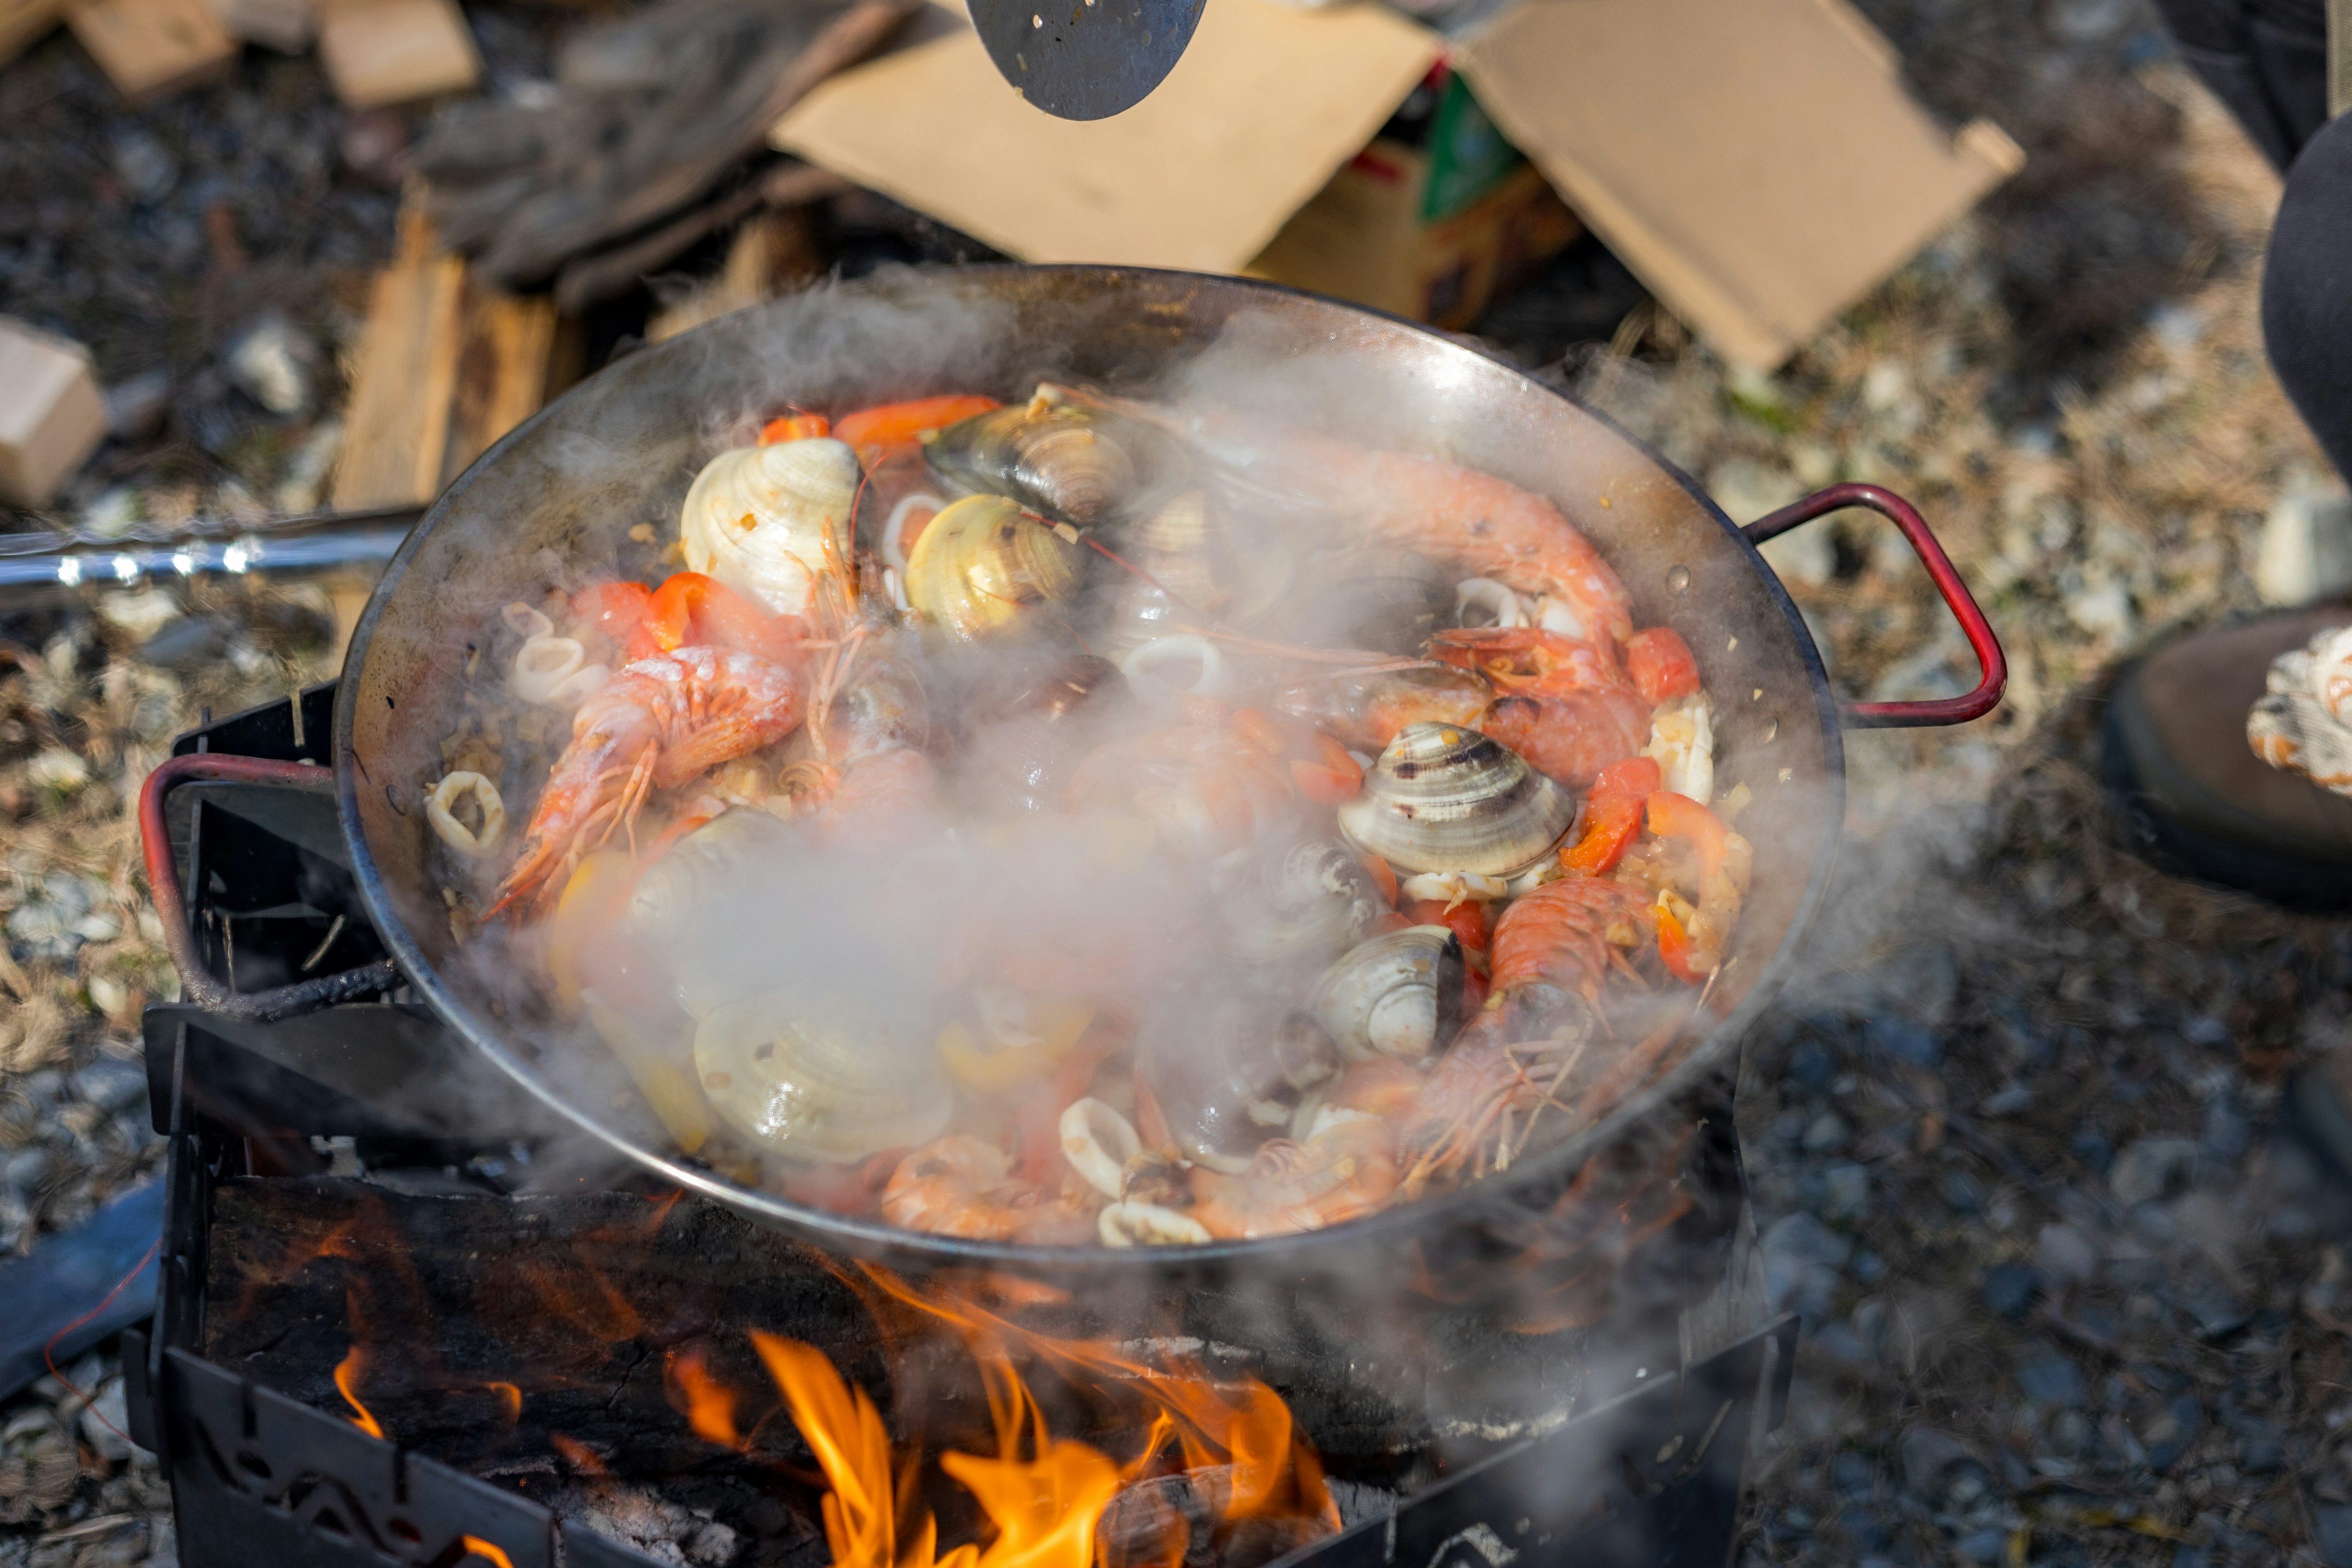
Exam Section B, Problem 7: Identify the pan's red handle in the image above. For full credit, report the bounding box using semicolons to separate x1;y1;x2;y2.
137;753;401;1022
1743;482;2007;729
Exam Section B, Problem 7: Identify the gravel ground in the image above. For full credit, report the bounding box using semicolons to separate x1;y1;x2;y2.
4;0;2351;1561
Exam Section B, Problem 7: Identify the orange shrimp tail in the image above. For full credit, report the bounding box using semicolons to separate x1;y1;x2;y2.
1488;878;1657;1001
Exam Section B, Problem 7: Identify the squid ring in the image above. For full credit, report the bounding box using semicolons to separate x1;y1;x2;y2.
545;661;612;707
502;602;554;640
882;492;948;576
1454;578;1526;630
1118;633;1233;702
427;771;507;858
1058;1097;1141;1199
510;635;588;704
1098;1201;1212;1248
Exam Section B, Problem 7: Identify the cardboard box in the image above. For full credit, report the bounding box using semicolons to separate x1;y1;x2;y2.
0;318;107;510
316;0;478;108
774;0;2022;369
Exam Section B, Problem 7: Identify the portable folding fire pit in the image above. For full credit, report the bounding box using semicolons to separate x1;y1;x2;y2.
114;685;1796;1568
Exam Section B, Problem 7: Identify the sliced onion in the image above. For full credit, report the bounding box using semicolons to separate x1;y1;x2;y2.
882;492;946;576
1455;578;1526;630
1536;597;1588;639
426;771;507;858
1099;1202;1212;1248
1398;870;1508;905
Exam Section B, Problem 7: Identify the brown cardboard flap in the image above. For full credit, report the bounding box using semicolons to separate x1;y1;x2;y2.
1455;0;2021;369
772;0;1439;272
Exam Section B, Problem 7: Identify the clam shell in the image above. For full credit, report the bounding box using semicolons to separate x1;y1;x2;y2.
693;990;950;1164
903;494;1088;643
1336;722;1575;876
922;394;1152;529
1216;836;1387;972
1140;995;1337;1172
679;438;861;617
622;809;797;1018
1308;925;1465;1064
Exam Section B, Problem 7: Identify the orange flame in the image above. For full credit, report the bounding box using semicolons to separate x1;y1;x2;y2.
459;1537;517;1568
551;1433;612;1478
747;1272;1336;1568
666;1344;748;1450
484;1381;523;1425
334;1343;384;1441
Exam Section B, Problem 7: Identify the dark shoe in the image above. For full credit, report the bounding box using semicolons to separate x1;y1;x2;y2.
2103;607;2352;911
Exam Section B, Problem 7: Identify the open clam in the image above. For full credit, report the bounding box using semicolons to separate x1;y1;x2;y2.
679;437;861;616
903;494;1088;643
1336;722;1576;876
922;390;1161;530
693;990;951;1164
1308;925;1465;1064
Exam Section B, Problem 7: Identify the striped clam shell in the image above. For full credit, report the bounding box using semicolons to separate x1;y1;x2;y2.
1336;721;1575;877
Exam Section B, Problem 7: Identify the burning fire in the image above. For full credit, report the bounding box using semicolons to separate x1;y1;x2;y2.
720;1268;1335;1568
334;1342;385;1441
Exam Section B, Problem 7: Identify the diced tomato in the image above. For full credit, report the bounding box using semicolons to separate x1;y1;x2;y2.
570;580;654;646
1560;756;1662;875
832;394;1003;468
1626;627;1701;704
759;413;831;444
1404;895;1491;954
625;571;804;665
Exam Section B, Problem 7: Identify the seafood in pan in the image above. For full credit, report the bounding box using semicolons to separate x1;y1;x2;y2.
431;383;1752;1247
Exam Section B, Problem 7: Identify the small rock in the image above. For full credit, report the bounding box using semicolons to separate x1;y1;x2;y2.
1801;1112;1850;1154
1787;1039;1836;1091
75;1061;148;1116
2139;1394;2204;1471
2036;1223;2098;1285
103;369;173;441
1896;1425;1979;1496
2201;1096;2251;1166
1763;1212;1850;1322
78;1379;133;1464
2255;477;2352;607
4;1146;51;1191
1954;1528;2007;1564
1864;1016;1940;1068
2234;1417;2286;1474
110;128;178;202
2129;1201;2179;1247
1982;1264;2042;1321
2109;1137;2198;1206
2070;1126;2113;1175
1830;1449;1875;1497
140;616;228;669
2174;1280;2250;1341
1942;1169;1987;1215
2016;1343;2087;1408
1822;1163;1871;1219
222;311;318;416
1978;1082;2034;1117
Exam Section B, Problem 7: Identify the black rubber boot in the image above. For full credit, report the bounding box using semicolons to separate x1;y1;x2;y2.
2102;607;2352;912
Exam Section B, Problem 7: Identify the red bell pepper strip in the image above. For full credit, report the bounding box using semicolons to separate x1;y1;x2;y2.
624;572;803;665
1625;628;1700;704
1561;756;1662;875
759;413;831;444
1656;900;1706;984
832;394;1001;469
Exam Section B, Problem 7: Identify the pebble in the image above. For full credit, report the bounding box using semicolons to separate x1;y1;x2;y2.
4;1146;51;1191
222;311;318;417
1822;1163;1871;1219
109;127;178;202
75;1061;148;1116
1801;1112;1850;1154
1864;1016;1940;1068
2035;1223;2098;1284
1763;1212;1852;1323
2139;1394;2204;1471
1896;1426;1979;1496
2016;1344;2087;1408
1981;1264;2041;1321
2312;1506;2352;1568
140;616;228;669
2109;1137;2199;1206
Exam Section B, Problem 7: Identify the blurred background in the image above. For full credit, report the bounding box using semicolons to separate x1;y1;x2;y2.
4;0;2350;1562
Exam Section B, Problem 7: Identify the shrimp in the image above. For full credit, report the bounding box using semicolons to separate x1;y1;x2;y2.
1190;1061;1420;1240
881;1135;1030;1240
1642;792;1751;984
881;1134;1098;1242
1065;710;1298;859
1480;691;1653;789
1043;385;1632;644
1428;627;1627;698
1398;879;1660;1192
490;647;804;919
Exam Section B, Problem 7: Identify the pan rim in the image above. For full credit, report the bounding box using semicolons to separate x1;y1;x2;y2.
333;262;1847;1270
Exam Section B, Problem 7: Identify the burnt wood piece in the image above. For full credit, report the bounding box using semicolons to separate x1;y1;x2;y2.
554;162;852;314
449;0;914;287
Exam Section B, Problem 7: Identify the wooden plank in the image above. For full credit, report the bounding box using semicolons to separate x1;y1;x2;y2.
0;0;65;70
64;0;235;102
440;281;555;485
315;0;477;108
645;207;820;343
330;209;466;511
